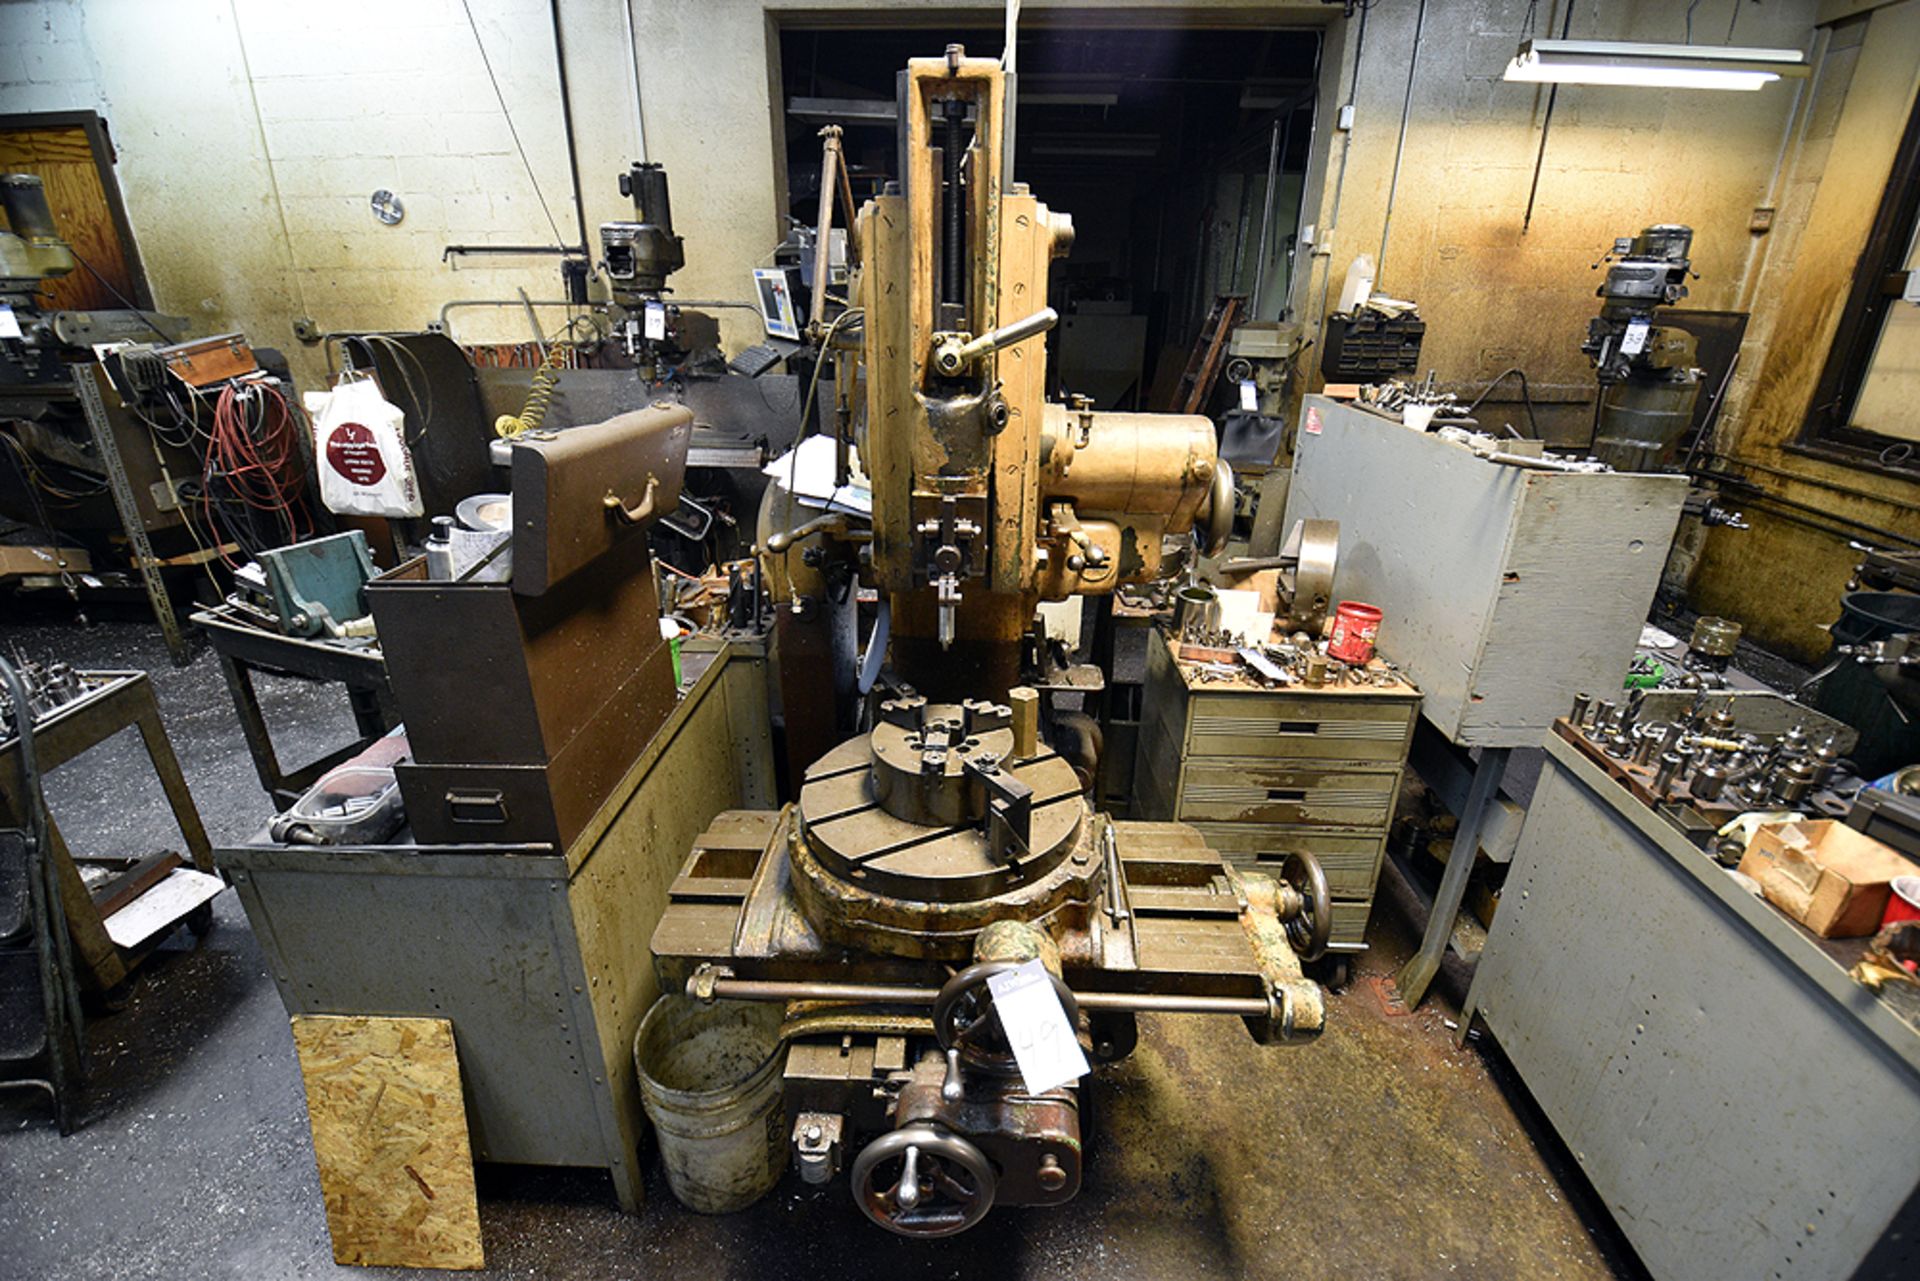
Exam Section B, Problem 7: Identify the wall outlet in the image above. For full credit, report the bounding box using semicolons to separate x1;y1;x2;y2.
1338;103;1355;131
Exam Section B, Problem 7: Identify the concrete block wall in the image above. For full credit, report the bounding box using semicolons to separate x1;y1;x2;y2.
230;0;579;344
0;0;643;388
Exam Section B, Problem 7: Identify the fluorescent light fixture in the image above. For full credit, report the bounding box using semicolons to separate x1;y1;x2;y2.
1503;39;1809;91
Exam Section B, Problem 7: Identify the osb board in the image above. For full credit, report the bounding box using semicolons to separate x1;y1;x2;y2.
291;1015;484;1271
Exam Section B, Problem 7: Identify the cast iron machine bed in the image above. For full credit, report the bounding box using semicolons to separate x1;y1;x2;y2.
650;46;1331;1238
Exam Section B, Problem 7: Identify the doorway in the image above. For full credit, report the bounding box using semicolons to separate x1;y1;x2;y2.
776;21;1321;413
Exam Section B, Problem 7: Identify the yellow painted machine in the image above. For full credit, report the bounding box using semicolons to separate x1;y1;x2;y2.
652;47;1328;1238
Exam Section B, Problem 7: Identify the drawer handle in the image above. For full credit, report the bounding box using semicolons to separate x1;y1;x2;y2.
1277;721;1319;735
446;789;510;824
1265;788;1308;802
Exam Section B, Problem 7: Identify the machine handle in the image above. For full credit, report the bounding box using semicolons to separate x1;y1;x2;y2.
764;512;848;554
932;307;1059;375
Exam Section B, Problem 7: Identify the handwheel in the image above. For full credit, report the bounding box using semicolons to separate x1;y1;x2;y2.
851;1123;997;1238
932;958;1080;1074
1280;850;1333;962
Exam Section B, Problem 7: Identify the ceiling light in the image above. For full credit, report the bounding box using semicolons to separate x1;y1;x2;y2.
1503;39;1809;91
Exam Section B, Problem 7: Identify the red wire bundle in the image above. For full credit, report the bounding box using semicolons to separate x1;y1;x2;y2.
201;380;312;566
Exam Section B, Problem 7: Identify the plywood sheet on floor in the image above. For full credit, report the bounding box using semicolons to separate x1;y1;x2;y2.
291;1014;484;1271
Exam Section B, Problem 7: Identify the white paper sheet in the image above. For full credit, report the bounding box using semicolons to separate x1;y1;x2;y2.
104;868;225;948
762;434;872;516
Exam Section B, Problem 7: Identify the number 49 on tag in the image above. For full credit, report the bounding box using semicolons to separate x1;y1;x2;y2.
985;959;1090;1094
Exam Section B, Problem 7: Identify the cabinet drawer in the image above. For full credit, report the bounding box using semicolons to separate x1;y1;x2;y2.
1189;823;1384;898
1176;761;1398;829
1187;694;1415;763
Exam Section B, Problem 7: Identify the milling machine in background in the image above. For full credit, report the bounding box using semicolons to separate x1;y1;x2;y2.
654;46;1329;1239
598;160;699;381
1583;223;1704;473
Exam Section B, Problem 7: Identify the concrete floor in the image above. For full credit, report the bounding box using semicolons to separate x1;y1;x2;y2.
0;617;1642;1281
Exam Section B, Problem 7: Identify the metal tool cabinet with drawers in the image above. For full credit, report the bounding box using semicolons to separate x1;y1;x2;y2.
1132;629;1420;953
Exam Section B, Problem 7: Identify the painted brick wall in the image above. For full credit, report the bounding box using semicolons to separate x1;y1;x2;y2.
0;0;627;387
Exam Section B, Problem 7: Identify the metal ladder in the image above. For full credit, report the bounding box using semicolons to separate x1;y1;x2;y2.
1169;294;1244;415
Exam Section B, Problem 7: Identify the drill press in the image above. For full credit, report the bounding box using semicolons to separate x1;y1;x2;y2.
652;47;1328;1238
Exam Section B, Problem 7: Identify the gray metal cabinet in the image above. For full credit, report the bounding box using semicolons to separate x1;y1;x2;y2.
1283;396;1687;748
1134;629;1419;951
1466;736;1920;1281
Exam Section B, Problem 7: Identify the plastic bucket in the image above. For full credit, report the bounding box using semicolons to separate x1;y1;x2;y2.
1831;592;1920;645
1817;591;1920;777
633;996;787;1214
1327;601;1384;664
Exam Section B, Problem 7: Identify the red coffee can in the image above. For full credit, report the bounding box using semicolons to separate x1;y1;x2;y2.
1327;601;1384;665
1882;875;1920;929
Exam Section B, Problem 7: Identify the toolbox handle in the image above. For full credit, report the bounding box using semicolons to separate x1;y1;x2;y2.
1276;721;1318;735
603;473;661;526
445;789;510;825
1265;788;1308;802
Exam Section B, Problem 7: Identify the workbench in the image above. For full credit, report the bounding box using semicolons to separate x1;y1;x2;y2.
1464;733;1920;1281
217;641;775;1211
1132;627;1420;956
190;603;395;809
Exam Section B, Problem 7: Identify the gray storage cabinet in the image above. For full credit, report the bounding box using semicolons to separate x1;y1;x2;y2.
1283;396;1687;747
1466;735;1920;1281
1134;629;1420;952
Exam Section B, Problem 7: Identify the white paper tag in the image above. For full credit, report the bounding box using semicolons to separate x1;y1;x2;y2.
1620;317;1650;356
0;305;22;340
644;301;668;341
1904;270;1920;305
1238;379;1258;412
985;959;1089;1094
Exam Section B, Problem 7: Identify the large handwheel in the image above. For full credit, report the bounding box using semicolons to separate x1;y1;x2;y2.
932;958;1080;1073
1279;850;1334;962
851;1123;997;1238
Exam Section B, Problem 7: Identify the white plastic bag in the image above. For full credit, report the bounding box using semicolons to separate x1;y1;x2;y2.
306;374;423;518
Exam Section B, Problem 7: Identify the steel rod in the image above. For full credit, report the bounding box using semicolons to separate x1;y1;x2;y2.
695;976;1272;1018
1250;115;1282;311
811;127;843;332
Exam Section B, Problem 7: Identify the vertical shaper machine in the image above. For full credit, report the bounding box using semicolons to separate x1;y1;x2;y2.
863;47;1230;699
653;48;1327;1238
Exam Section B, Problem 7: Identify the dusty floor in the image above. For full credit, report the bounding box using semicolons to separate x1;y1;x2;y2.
0;617;1641;1281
